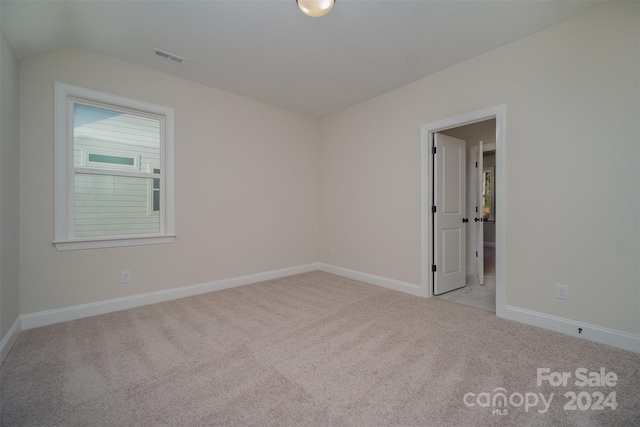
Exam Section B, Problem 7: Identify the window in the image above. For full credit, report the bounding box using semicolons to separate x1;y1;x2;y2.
54;83;175;250
482;166;495;221
150;168;161;214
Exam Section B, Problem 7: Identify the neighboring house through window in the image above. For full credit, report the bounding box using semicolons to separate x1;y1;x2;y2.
151;168;161;214
54;83;175;250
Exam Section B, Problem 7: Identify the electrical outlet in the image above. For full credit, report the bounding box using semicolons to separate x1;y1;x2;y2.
121;271;130;284
330;248;335;256
556;284;568;300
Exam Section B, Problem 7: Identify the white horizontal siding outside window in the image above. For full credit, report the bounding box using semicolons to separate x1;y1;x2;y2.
54;83;175;250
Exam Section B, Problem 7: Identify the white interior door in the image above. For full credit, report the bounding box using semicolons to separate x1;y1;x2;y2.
467;146;478;276
433;133;466;295
476;141;484;285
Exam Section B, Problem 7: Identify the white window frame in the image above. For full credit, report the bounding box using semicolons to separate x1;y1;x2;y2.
54;82;175;250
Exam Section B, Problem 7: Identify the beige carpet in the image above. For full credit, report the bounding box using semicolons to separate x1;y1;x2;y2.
1;271;639;426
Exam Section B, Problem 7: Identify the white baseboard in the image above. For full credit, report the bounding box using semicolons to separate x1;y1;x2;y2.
0;317;22;365
504;305;640;354
8;263;639;358
318;263;423;297
20;263;319;331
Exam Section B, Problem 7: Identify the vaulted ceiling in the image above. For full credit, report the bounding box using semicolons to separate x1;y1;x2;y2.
1;0;602;117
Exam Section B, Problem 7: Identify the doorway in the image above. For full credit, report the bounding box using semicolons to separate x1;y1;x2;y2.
420;105;506;317
436;124;496;310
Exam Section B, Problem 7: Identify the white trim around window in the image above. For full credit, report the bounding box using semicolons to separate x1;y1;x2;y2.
54;82;175;250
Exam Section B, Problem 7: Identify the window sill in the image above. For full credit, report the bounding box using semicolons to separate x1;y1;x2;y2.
54;235;175;251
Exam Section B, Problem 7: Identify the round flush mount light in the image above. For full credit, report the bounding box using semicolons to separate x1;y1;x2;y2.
297;0;335;17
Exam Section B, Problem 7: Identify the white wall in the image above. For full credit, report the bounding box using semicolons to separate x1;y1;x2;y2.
19;47;320;315
320;2;639;334
0;28;20;341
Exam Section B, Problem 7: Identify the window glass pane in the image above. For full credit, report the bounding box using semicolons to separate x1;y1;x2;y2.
73;103;161;173
74;174;160;237
152;168;160;212
87;153;135;166
152;189;160;212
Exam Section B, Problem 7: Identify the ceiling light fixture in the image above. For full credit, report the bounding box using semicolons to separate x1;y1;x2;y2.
297;0;335;17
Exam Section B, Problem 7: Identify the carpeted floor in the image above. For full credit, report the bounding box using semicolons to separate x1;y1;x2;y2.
1;271;639;426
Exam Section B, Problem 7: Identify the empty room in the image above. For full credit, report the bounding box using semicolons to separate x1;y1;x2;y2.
1;1;639;425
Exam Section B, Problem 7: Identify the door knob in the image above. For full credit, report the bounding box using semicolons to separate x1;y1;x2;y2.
462;218;469;223
474;218;480;222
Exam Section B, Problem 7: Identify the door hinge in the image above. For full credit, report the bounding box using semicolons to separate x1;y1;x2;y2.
432;146;437;154
432;206;437;213
476;251;478;257
475;206;478;213
475;161;478;168
432;265;437;272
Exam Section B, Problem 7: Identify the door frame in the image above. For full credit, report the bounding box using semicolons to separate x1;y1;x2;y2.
420;105;506;318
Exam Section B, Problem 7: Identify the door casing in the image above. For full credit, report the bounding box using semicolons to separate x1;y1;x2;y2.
420;105;506;318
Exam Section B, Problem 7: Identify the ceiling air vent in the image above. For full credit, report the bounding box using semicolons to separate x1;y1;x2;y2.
154;49;185;64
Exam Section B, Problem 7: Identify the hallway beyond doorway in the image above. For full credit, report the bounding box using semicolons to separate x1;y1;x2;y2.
436;244;496;311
